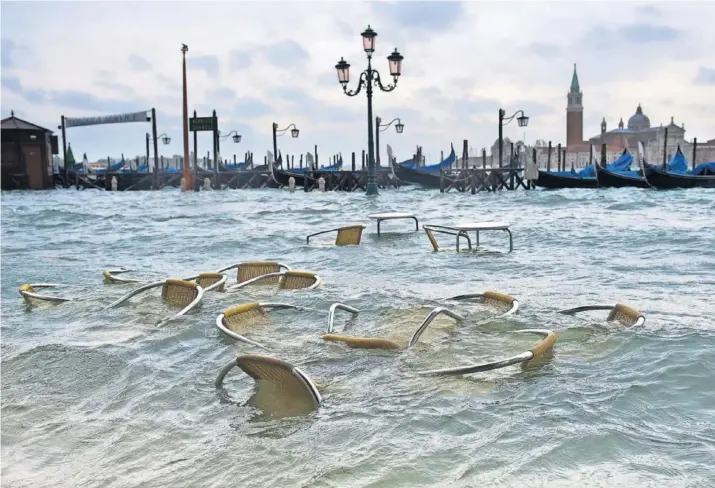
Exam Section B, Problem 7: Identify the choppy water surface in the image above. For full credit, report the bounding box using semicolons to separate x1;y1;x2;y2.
2;187;714;488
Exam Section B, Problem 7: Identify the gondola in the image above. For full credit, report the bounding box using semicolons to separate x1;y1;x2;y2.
532;169;598;189
269;162;318;187
643;162;715;189
534;148;634;190
390;148;458;189
594;150;650;189
643;147;715;189
595;163;650;188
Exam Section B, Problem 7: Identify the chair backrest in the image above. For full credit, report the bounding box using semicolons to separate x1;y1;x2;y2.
235;354;321;413
161;279;199;307
607;303;644;326
237;262;284;285
196;272;225;291
423;227;440;251
222;303;267;331
482;291;516;311
335;226;364;246
279;271;318;290
19;284;35;304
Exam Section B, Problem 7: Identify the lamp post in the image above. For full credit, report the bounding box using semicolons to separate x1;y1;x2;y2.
375;116;404;167
181;43;191;191
215;130;242;162
335;25;404;196
272;123;299;167
498;109;529;168
146;132;171;171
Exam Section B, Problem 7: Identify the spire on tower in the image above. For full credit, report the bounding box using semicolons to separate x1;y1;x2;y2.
570;63;580;92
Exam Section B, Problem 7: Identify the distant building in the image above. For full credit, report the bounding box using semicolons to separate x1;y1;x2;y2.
589;106;686;166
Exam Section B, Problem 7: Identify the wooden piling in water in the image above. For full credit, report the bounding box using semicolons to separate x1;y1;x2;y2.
547;141;552;171
692;138;697;170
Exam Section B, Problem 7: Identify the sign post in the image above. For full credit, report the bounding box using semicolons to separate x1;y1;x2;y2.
190;114;216;191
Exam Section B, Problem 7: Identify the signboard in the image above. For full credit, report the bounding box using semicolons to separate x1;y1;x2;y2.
190;117;215;132
65;110;149;128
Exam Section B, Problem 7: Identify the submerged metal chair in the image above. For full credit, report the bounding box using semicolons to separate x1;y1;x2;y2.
19;283;79;305
446;291;520;317
226;270;321;292
103;268;146;284
215;302;303;349
422;224;472;252
216;261;291;287
215;353;322;416
558;303;645;327
416;329;558;376
105;278;206;326
322;305;465;350
306;225;366;246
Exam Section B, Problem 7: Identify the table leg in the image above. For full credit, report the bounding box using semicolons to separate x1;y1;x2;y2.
506;229;513;252
476;231;480;248
377;220;382;237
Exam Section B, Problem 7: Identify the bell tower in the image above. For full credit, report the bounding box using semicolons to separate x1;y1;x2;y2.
566;63;583;146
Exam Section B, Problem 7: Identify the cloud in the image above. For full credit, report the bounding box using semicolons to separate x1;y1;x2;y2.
527;42;563;58
259;40;309;68
232;98;273;118
371;1;464;31
206;86;237;101
693;67;715;85
1;38;17;69
230;50;252;71
1;1;714;161
619;23;680;43
2;75;22;93
51;89;149;115
156;73;180;92
634;4;661;17
93;79;136;97
128;54;152;72
189;55;220;77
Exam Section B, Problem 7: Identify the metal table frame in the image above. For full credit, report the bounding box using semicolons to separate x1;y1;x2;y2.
368;212;419;236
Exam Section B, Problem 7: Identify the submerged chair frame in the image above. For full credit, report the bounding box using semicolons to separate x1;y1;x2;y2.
226;270;322;292
323;304;465;350
19;283;75;304
416;329;557;376
422;223;513;253
216;261;291;287
215;353;323;408
306;225;366;246
558;303;645;327
215;302;303;349
105;278;208;327
103;268;146;284
446;291;520;317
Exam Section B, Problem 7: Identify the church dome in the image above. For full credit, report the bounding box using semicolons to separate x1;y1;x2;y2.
627;104;651;130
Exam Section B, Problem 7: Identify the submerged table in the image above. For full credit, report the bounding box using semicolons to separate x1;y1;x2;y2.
367;212;419;236
452;222;513;252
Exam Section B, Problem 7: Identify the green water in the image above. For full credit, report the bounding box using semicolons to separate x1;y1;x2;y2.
1;187;714;487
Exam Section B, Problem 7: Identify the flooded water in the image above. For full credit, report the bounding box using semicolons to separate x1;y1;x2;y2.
2;187;714;487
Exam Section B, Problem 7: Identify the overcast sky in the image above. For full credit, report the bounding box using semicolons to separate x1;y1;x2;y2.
2;1;714;164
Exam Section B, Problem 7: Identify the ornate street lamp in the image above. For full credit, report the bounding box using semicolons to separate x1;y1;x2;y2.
375;117;404;166
272;122;299;166
145;132;171;171
498;109;529;168
335;25;404;195
215;129;242;163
